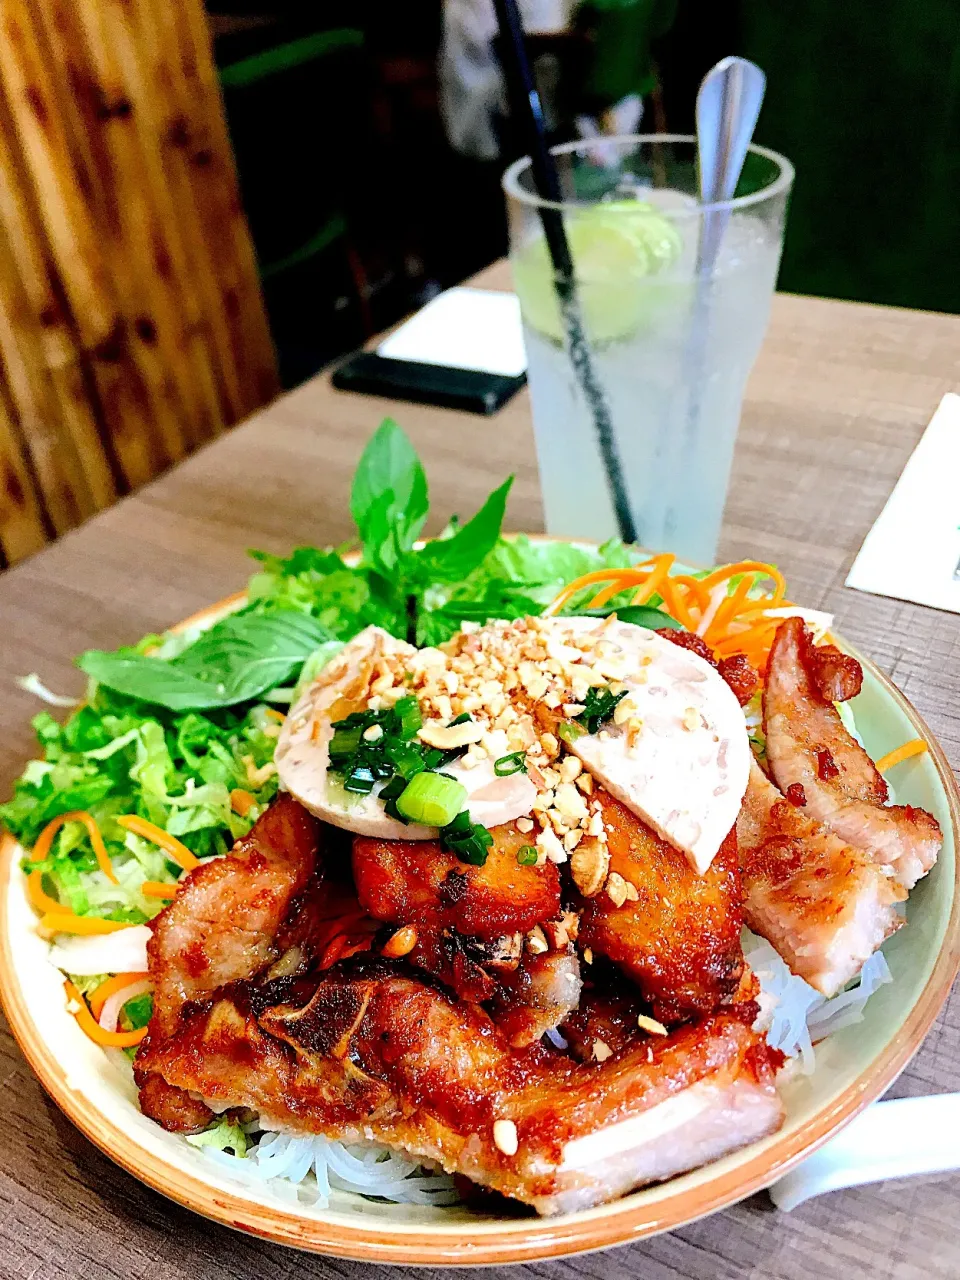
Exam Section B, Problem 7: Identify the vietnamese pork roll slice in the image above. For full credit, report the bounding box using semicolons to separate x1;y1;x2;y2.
275;625;536;840
546;616;752;875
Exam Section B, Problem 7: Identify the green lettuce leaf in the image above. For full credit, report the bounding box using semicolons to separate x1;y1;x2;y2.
186;1116;248;1158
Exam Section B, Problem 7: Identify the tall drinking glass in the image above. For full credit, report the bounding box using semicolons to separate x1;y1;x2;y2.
503;135;793;563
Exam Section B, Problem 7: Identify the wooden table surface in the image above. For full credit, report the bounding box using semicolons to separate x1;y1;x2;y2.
1;262;960;1279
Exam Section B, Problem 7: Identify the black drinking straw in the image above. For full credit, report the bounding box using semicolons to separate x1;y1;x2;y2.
492;0;638;546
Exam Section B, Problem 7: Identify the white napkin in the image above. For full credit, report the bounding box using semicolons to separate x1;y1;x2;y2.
378;287;526;378
846;393;960;613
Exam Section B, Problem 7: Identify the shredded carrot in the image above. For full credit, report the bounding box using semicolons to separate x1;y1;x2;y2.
30;810;118;884
319;931;374;969
713;615;782;656
670;574;711;612
115;815;199;871
703;574;755;645
230;788;256;817
697;561;786;602
27;868;63;917
40;912;134;935
63;979;148;1048
583;555;674;609
586;579;633;610
141;880;178;900
629;555;675;606
875;739;928;774
657;575;697;631
264;708;286;724
544;568;650;616
546;559;790;661
88;972;149;1020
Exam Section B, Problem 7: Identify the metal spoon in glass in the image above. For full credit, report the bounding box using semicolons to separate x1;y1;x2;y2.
696;55;767;271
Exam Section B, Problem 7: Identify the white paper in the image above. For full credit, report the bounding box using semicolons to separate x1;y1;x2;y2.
378;287;526;378
846;392;960;613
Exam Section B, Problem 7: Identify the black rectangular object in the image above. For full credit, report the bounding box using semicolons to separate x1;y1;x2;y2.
331;352;526;416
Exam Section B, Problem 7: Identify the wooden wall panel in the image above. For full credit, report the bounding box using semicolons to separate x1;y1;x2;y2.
0;0;278;565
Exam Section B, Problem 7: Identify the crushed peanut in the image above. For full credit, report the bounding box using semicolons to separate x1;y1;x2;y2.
570;838;610;897
381;925;418;958
492;1119;519;1156
332;616;662;866
418;719;484;750
592;1039;613;1063
605;871;630;908
525;926;549;955
559;755;582;783
560;909;580;941
637;1014;669;1036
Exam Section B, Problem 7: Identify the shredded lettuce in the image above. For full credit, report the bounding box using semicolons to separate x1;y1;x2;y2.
1;691;283;921
186;1117;248;1158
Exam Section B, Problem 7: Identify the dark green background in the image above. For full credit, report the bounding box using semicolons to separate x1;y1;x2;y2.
741;0;960;312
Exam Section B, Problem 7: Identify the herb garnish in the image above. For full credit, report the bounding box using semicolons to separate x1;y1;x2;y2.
327;697;496;863
580;684;629;734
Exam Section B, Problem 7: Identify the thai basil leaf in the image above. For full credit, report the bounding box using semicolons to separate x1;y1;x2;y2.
416;477;513;582
350;418;429;560
78;611;332;711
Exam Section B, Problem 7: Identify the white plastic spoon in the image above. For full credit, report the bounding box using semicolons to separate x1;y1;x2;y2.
769;1094;960;1210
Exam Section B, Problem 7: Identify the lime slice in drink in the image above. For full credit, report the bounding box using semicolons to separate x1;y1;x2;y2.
600;199;683;271
512;200;683;345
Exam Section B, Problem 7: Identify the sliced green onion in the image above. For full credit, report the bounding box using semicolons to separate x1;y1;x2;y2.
396;771;467;827
450;712;472;726
329;725;363;762
378;773;408;822
394;695;423;740
344;764;377;794
494;751;527;777
385;740;428;781
557;719;586;744
516;845;538;866
442;810;472;836
379;775;407;799
424;742;471;769
440;811;494;866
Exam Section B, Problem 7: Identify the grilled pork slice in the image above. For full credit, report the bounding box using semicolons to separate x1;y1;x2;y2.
487;946;582;1047
579;790;745;1024
737;760;905;996
136;963;783;1215
148;794;321;1040
353;823;560;939
353;824;574;1020
764;618;941;890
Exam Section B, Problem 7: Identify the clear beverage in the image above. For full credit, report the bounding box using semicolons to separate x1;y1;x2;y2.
503;137;793;563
